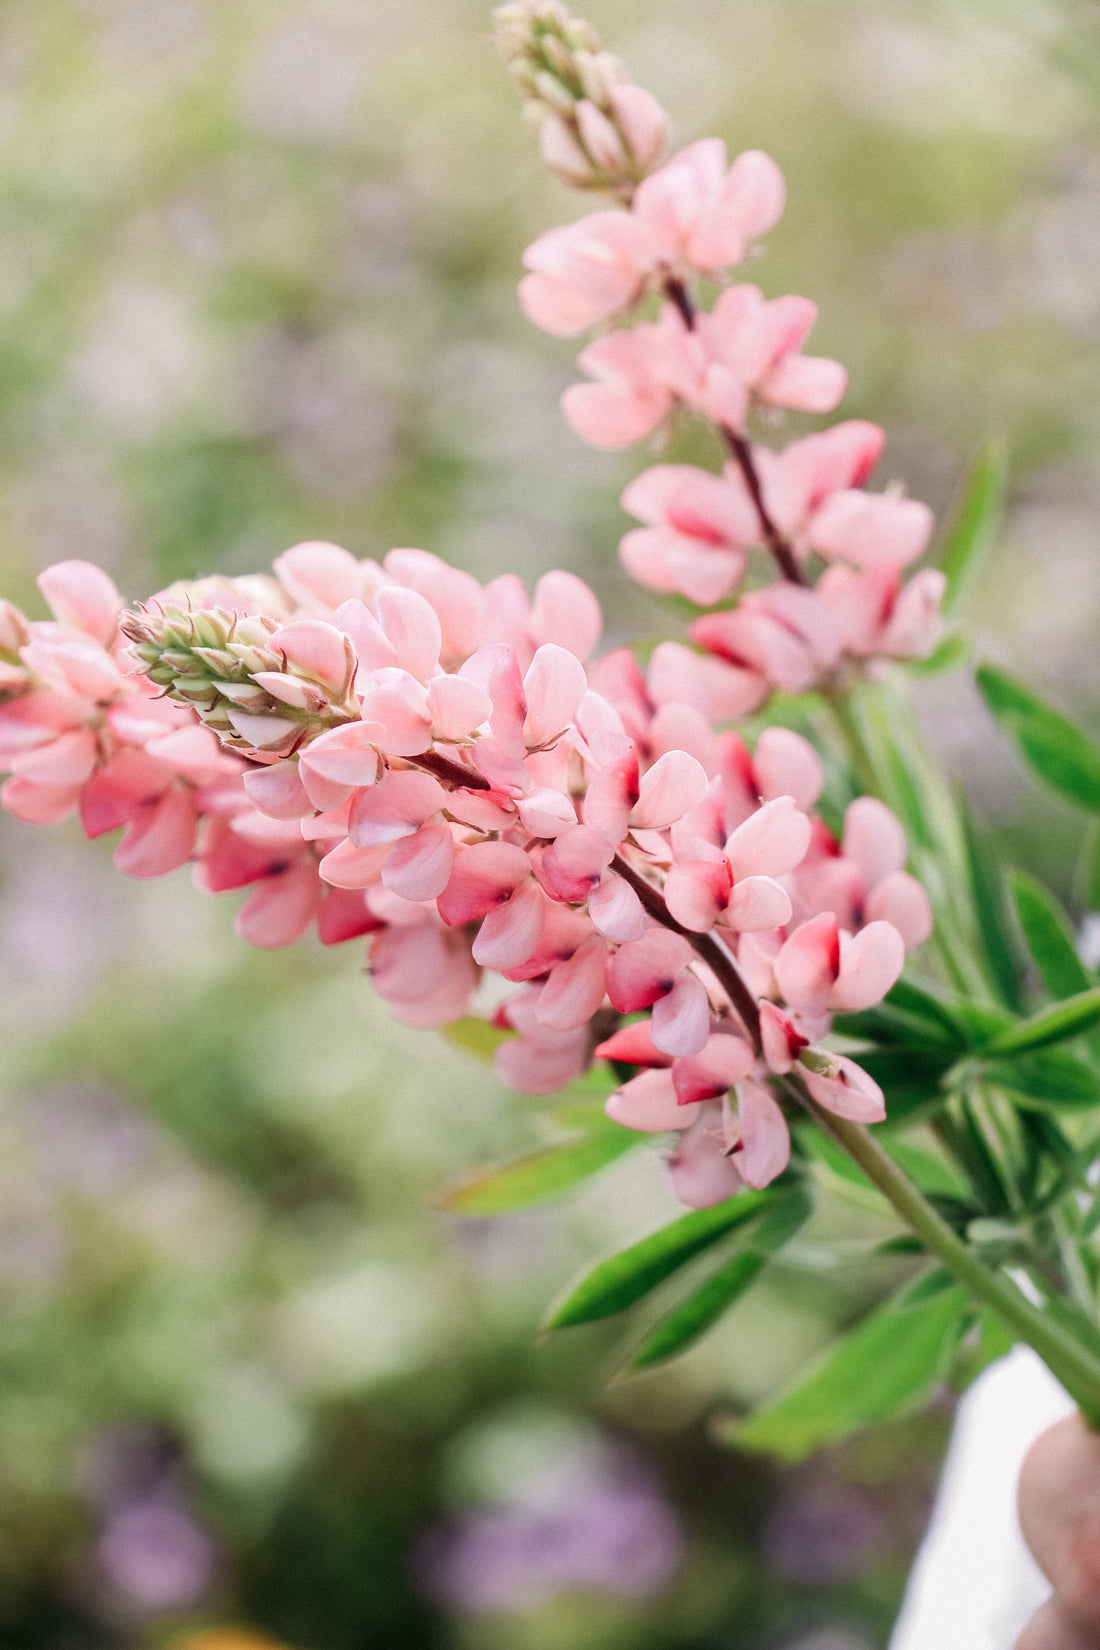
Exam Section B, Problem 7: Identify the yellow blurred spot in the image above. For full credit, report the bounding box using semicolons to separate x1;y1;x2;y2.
172;1632;294;1650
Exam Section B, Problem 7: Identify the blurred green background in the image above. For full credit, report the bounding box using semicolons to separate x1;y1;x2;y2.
1;1;1099;1645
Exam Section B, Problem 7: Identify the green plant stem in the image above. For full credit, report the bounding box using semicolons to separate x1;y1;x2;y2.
822;684;880;796
794;1091;1100;1423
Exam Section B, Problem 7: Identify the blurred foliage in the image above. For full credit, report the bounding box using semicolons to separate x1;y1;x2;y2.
2;0;1100;1644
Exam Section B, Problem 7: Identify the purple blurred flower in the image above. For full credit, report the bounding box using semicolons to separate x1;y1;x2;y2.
98;1494;217;1611
762;1475;881;1585
419;1437;683;1613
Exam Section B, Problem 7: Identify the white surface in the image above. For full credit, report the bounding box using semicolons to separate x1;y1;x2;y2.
889;1347;1074;1650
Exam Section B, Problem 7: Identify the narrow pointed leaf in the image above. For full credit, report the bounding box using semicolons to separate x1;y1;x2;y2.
957;785;1023;1010
619;1188;812;1373
625;1252;768;1372
939;440;1007;617
437;1127;636;1215
1011;871;1091;999
726;1286;969;1462
977;664;1100;813
909;632;970;676
544;1188;779;1330
984;1048;1099;1109
980;985;1100;1057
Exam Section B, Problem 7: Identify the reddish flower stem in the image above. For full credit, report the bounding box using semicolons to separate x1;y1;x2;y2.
662;275;805;587
610;851;762;1049
413;750;491;791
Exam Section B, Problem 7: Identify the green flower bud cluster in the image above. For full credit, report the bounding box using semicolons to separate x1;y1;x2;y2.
121;603;355;758
494;2;668;200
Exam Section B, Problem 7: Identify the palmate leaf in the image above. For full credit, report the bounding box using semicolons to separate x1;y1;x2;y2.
543;1187;782;1330
725;1283;970;1463
977;664;1100;813
1011;871;1092;1000
619;1188;813;1373
437;1122;636;1215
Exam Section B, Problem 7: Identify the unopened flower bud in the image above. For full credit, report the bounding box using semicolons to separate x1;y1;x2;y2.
494;1;671;200
121;603;357;759
575;99;628;173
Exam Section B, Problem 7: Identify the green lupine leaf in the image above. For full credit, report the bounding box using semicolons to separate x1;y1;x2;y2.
957;785;1024;1010
896;1266;959;1306
984;1048;1099;1109
980;985;1100;1057
726;1285;970;1463
618;1189;812;1374
437;1126;636;1215
852;1047;954;1120
1011;871;1092;1000
977;664;1100;813
543;1188;781;1330
885;978;970;1042
624;1252;768;1373
939;439;1007;617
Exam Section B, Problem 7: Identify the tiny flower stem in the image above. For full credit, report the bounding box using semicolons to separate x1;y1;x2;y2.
721;428;807;587
609;851;762;1047
791;1085;1100;1425
821;684;881;797
660;277;805;587
412;750;491;791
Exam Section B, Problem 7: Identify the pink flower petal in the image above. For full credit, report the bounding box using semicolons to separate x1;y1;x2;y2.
865;870;933;948
607;930;693;1013
842;796;908;889
530;570;603;661
242;760;314;821
236;862;320;948
651;971;711;1057
605;1068;689;1133
735;1078;791;1188
536;934;609;1030
664;859;732;932
672;1033;754;1103
587;873;647;942
38;561;121;646
667;1108;744;1208
725;795;812;881
774;911;841;1017
347;769;446;849
375;585;442;681
752;727;824;811
631;749;709;830
832;921;905;1012
725;874;792;932
759;1000;809;1076
523;643;587;749
472;880;547;971
801;1053;885;1122
594;1021;671;1068
436;839;530;926
381;822;455;902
